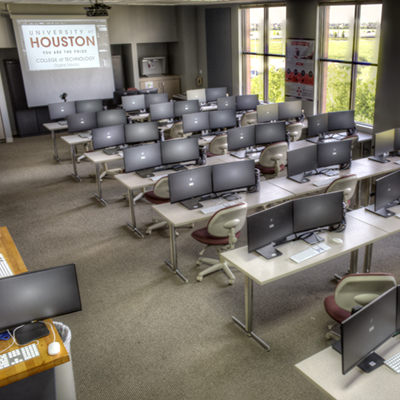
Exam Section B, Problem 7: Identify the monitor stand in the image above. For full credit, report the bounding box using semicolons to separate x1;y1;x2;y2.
255;244;282;260
368;154;390;163
180;198;203;210
15;322;50;345
287;173;310;183
365;204;395;218
136;168;155;178
301;232;323;245
222;193;241;201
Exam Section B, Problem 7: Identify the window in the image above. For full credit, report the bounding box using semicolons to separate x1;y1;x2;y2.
319;4;382;125
241;6;286;103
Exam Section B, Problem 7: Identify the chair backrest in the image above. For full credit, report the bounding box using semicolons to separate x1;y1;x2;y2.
169;121;185;138
286;122;304;142
334;273;397;312
207;203;247;238
153;176;170;199
258;141;288;169
241;111;257;126
341;134;359;152
325;174;357;204
209;134;228;155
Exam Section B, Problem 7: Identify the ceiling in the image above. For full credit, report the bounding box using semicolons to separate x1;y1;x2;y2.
0;0;271;5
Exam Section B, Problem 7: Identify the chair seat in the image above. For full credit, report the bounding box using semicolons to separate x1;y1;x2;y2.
143;191;169;204
191;227;241;245
206;152;219;158
255;163;285;175
324;295;351;323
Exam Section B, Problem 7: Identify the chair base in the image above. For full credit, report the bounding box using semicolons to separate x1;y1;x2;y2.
325;322;341;340
146;220;168;235
99;168;122;181
196;257;235;285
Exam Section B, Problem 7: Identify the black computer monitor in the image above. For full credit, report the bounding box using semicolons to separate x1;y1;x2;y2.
123;142;162;175
122;94;146;112
91;124;125;150
75;99;103;113
236;94;259;111
145;93;169;110
187;89;207;104
394;128;400;152
182;112;210;134
205;87;227;102
160;137;200;166
287;145;318;183
340;286;397;375
0;263;81;344
209;109;237;131
278;100;302;120
113;90;137;106
369;129;395;163
255;121;287;145
257;103;279;123
124;121;160;145
247;201;294;259
137;88;158;94
174;100;200;118
150;102;175;121
217;96;236;110
366;170;400;217
328;110;355;133
66;112;97;134
48;101;76;121
227;125;256;151
96;109;127;128
317;140;352;169
168;166;213;209
293;191;344;244
307;113;329;140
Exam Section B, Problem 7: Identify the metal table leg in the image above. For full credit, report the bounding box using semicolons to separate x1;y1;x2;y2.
52;130;61;164
349;250;359;274
69;145;82;182
126;189;144;238
232;276;270;350
164;224;188;283
93;164;107;206
363;244;373;273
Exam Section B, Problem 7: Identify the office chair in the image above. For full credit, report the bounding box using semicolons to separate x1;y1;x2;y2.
167;121;192;139
324;273;397;339
99;163;123;181
240;111;257;126
192;202;247;285
207;134;228;156
286;122;304;142
255;141;288;178
325;174;358;209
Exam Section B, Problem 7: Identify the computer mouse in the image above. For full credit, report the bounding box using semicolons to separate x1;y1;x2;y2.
332;238;343;244
48;341;61;356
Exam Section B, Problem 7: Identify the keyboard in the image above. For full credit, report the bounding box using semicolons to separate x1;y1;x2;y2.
384;351;400;373
290;243;331;264
150;174;167;182
0;254;13;278
200;200;239;214
0;343;40;370
313;178;336;187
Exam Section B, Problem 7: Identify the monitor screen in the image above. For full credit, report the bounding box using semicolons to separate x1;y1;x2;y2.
123;142;162;174
48;101;76;120
374;129;395;157
75;99;103;113
209;109;237;130
341;286;397;375
374;170;400;213
187;88;206;104
205;87;227;102
255;121;287;145
124;121;159;145
122;94;146;112
182;112;210;134
91;124;125;150
137;88;158;94
287;145;318;177
227;125;256;151
328;110;355;132
113;90;137;106
66;112;97;134
96;109;127;128
168;166;213;204
278;100;302;120
174;100;200;117
307;113;329;138
317;140;352;168
212;159;255;194
217;96;236;110
236;94;259;111
394;128;400;151
257;103;279;123
0;264;81;334
150;102;175;121
145;93;169;110
161;137;200;165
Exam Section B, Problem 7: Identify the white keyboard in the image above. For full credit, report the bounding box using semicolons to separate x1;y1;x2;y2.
200;200;239;214
290;243;331;264
150;174;168;182
313;178;336;187
384;351;400;373
0;254;13;278
0;343;40;370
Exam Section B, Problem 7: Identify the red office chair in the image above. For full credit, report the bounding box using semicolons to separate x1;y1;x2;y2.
192;202;247;284
207;134;228;157
240;111;257;126
255;141;288;178
325;174;358;209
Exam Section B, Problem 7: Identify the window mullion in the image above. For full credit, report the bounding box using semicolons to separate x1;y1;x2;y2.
264;7;269;102
350;5;361;110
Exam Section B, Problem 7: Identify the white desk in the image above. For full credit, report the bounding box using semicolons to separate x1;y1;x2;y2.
43;122;69;163
60;135;91;182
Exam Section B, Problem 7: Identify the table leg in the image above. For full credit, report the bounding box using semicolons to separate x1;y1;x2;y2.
52;130;61;164
363;244;373;273
69;145;82;182
349;250;359;274
232;276;270;350
164;224;188;283
126;189;144;238
93;164;107;206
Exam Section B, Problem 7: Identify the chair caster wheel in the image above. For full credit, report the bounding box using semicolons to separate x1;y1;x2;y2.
196;275;203;282
146;230;151;235
196;261;203;266
325;333;332;340
228;279;235;285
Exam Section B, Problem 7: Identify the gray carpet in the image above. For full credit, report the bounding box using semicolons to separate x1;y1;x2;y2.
1;133;399;400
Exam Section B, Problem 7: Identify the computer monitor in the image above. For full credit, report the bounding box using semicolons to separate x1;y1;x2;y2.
236;94;259;111
174;100;200;118
369;129;395;163
91;124;125;150
168;166;213;209
307;113;329;141
227;125;256;151
48;101;76;121
123;142;162;175
217;96;236;110
75;99;103;113
0;263;81;344
366;170;400;217
287;145;318;183
293;191;344;244
149;102;175;121
145;93;169;110
122;94;146;112
328;110;355;133
257;103;279;123
317;140;352;169
255;121;287;145
247;201;294;259
394;128;400;152
340;286;397;375
66;112;97;134
113;90;137;106
96;109;127;128
137;88;158;94
187;88;207;104
160;137;200;166
278;100;302;120
124;121;160;145
182;112;210;134
209;109;237;131
205;87;227;102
